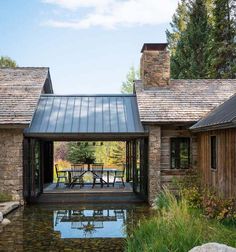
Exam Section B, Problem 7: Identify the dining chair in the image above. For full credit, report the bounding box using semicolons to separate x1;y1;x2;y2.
70;164;85;188
91;163;104;188
55;164;67;187
113;164;125;187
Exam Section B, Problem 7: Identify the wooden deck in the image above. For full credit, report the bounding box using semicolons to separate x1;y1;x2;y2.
43;182;133;194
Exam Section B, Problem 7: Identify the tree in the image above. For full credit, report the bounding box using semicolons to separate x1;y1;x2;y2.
0;56;17;67
166;0;189;56
209;0;236;78
171;0;211;78
109;142;126;167
121;66;140;94
54;142;69;161
67;142;95;164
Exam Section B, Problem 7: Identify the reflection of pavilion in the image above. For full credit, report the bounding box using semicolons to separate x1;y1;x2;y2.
54;209;126;238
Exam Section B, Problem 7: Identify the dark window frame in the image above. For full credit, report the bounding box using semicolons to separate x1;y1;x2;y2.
170;137;190;169
210;135;217;170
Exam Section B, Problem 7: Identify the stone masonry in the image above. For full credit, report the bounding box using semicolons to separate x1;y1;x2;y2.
148;126;161;203
140;47;170;88
0;129;24;201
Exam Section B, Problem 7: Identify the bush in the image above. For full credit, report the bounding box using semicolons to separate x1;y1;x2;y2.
0;192;12;202
126;189;236;252
175;170;236;223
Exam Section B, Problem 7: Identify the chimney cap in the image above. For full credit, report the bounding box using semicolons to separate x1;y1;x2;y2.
141;43;168;53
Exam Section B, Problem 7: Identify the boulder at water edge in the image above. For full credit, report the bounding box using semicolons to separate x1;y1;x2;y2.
189;243;236;252
0;212;2;223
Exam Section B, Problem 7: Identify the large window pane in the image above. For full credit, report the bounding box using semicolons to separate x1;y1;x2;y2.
170;138;190;169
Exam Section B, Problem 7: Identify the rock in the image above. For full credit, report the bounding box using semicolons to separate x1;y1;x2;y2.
189;243;236;252
1;218;11;225
0;212;3;222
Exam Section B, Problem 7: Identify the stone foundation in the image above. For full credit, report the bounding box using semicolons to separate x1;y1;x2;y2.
0;129;24;201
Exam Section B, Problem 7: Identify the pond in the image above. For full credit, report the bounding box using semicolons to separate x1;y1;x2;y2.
0;203;151;252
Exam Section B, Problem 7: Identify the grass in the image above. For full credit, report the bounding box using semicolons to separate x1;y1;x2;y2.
126;189;236;252
0;192;12;202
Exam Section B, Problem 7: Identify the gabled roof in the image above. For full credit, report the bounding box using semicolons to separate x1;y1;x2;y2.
0;67;53;125
24;94;146;139
191;93;236;131
135;79;236;123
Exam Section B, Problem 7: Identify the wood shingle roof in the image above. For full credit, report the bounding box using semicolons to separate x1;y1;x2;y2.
135;79;236;123
0;67;52;125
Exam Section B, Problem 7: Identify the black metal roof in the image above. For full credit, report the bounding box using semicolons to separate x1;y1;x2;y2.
191;93;236;131
24;94;146;139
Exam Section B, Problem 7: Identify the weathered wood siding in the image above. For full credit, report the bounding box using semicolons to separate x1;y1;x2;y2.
197;129;236;198
160;125;198;190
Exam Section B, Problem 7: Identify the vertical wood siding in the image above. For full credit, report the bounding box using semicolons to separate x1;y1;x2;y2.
197;129;236;198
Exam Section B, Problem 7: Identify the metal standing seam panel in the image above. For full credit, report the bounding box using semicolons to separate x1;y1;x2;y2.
46;97;61;133
124;97;135;132
29;96;47;132
63;97;75;132
95;97;103;133
39;97;53;133
55;97;67;132
102;96;111;132
26;94;146;135
110;97;119;132
87;97;96;132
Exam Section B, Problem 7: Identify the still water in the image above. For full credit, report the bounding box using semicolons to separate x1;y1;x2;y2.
0;204;151;252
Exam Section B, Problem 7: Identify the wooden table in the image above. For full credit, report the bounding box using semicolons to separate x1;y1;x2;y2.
60;168;118;187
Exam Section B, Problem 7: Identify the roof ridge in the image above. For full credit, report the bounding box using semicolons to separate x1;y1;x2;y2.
0;67;49;70
40;94;136;97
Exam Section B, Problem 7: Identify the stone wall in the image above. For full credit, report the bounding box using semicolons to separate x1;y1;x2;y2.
148;126;161;203
0;129;24;201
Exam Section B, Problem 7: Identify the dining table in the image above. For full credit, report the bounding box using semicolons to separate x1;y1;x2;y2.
60;167;119;187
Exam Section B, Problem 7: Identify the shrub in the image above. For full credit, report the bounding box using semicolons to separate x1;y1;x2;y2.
126;189;236;252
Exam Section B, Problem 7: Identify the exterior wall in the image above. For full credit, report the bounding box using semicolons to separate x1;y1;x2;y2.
148;126;161;203
0;128;24;201
160;126;198;192
197;128;236;198
140;50;170;88
147;124;197;204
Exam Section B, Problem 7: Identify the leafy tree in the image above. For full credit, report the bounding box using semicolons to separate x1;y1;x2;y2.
67;142;95;164
109;142;126;167
54;142;68;161
209;0;236;78
171;0;211;78
121;66;140;94
166;0;189;56
0;56;17;67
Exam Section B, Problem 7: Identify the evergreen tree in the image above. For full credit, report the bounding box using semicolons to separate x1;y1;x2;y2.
209;0;236;78
67;142;95;164
121;66;140;94
166;0;189;55
171;0;211;78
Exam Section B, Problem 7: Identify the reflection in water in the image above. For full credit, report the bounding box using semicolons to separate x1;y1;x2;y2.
0;204;151;252
54;209;126;238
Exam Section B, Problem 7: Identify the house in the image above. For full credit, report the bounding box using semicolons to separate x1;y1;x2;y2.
191;93;236;198
0;43;236;204
0;68;53;201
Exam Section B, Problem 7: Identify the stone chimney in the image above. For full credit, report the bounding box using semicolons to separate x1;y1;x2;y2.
140;43;170;88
